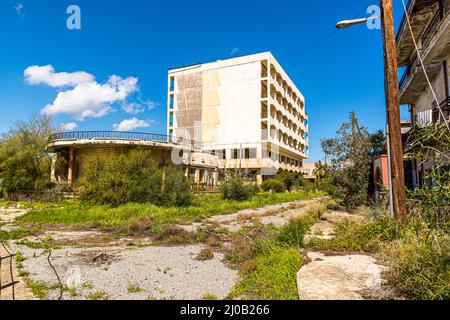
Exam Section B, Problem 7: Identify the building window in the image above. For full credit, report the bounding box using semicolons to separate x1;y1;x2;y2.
170;77;175;92
232;149;239;159
169;113;174;127
169;94;174;109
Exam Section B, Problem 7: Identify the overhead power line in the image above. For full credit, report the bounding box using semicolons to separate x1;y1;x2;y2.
280;0;377;59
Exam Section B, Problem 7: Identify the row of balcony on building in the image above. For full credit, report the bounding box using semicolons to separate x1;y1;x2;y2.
261;60;304;110
261;79;307;125
259;122;307;155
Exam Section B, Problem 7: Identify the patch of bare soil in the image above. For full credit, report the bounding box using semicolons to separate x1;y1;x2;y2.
0;243;36;300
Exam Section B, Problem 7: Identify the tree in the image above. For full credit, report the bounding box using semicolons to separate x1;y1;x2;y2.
0;114;53;195
320;122;381;208
405;122;450;228
313;161;329;182
369;130;387;158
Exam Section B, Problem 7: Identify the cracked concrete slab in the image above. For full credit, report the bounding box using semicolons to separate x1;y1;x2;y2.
297;251;389;300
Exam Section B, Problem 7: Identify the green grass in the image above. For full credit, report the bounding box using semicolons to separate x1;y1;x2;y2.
0;198;77;210
227;201;329;300
306;216;401;253
86;291;109;300
0;228;26;241
127;284;144;293
16;191;326;231
228;242;302;300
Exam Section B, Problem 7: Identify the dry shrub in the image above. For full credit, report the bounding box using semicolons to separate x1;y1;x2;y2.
153;225;196;245
127;215;154;235
195;248;214;261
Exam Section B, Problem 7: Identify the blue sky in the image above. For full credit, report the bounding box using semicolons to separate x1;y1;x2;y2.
0;0;409;161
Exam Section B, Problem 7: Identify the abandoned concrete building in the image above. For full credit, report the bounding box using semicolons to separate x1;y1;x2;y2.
397;0;450;186
168;52;309;184
48;52;309;187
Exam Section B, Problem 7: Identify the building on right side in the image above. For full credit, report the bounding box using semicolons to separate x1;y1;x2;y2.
396;0;450;187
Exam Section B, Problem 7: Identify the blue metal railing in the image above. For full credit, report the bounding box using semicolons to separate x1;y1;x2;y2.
49;131;195;146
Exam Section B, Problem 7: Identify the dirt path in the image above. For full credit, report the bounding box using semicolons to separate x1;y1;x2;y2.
297;209;394;300
180;197;329;232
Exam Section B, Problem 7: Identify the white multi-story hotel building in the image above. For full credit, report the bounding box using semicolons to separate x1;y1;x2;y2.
167;52;309;183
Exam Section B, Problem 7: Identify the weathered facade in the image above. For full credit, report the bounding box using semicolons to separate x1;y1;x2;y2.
167;52;309;184
397;0;450;186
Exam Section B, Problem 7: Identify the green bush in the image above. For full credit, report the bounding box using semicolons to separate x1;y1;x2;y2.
0;114;54;195
261;179;285;193
387;232;450;300
276;217;312;247
307;216;400;252
158;167;193;207
78;149;191;207
221;175;257;201
275;171;303;191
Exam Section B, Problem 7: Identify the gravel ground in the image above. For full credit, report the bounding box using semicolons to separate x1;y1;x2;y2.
10;243;239;300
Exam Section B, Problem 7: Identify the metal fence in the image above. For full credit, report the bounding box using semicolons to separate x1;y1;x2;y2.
49;131;197;147
0;242;17;300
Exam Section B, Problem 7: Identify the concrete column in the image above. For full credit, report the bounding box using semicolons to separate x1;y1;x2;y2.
256;173;263;185
213;171;219;186
194;169;200;185
51;154;58;183
68;147;74;186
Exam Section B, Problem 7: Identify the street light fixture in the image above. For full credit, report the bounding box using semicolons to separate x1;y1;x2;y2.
335;0;407;222
336;16;379;29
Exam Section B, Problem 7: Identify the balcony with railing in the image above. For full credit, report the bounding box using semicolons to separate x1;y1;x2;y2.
421;0;450;63
432;97;450;122
398;50;442;104
49;131;196;147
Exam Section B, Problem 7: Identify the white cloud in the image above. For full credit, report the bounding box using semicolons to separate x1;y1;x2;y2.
112;118;152;131
25;65;139;121
24;65;94;87
144;100;159;110
230;47;240;56
122;102;144;115
14;3;24;17
122;100;159;114
58;122;78;131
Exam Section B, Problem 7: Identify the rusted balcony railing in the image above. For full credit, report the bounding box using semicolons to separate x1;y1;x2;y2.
421;0;450;49
49;131;196;146
432;97;450;122
399;53;420;91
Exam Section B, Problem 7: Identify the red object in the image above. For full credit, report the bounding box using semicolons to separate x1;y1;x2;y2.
373;155;389;191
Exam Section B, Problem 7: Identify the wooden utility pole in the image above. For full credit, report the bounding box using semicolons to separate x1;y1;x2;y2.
380;0;407;221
